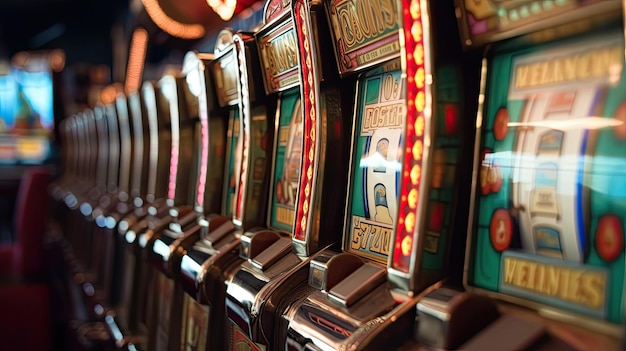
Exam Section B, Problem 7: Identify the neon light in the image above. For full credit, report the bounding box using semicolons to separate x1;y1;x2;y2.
141;0;205;39
168;90;180;201
392;0;426;273
125;28;148;94
196;67;209;208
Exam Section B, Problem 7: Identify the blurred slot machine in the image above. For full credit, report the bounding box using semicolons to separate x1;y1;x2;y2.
145;51;229;351
69;106;109;270
85;93;137;308
56;101;124;345
69;102;120;292
102;87;159;348
106;80;171;348
412;0;626;349
222;0;358;349
136;66;224;350
284;0;479;349
66;94;137;341
171;29;277;351
59;110;98;253
106;74;198;349
50;117;72;203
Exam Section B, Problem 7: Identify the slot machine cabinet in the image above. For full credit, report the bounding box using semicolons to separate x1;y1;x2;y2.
107;90;150;309
108;75;198;348
61;102;123;344
57;113;86;251
102;88;159;348
70;95;133;314
57;113;86;242
105;80;170;348
284;0;478;349
223;0;356;349
144;51;229;351
52;111;96;210
63;107;106;267
49;116;75;228
170;29;276;351
85;94;137;307
68;104;114;277
411;0;626;349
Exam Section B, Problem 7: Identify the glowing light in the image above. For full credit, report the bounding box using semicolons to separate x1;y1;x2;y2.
50;50;66;72
141;0;205;39
392;0;427;273
207;0;236;21
125;27;148;94
101;85;118;104
507;116;624;130
292;2;317;243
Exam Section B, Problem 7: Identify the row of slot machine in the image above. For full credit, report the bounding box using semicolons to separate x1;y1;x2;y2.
50;0;626;350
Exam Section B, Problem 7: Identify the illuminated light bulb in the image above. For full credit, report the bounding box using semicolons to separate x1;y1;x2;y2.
401;234;413;257
207;0;236;21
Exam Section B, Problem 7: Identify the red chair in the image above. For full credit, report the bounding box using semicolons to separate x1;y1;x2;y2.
0;166;53;350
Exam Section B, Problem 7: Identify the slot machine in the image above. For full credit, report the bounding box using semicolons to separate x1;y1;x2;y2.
61;102;124;346
86;94;136;307
411;0;626;349
52;111;93;208
70;95;135;319
68;103;115;280
107;74;198;349
102;87;159;348
106;80;171;349
284;0;478;349
57;112;92;249
222;0;356;349
145;51;228;351
63;106;106;269
168;29;276;351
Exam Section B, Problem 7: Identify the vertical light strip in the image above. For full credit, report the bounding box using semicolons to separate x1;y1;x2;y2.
234;35;249;224
125;27;148;94
292;0;317;242
167;81;180;202
392;0;426;273
196;64;209;210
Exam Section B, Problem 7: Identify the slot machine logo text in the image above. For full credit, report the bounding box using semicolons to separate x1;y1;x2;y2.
514;46;622;89
333;0;398;53
502;256;607;310
263;29;298;78
351;217;392;256
362;103;404;133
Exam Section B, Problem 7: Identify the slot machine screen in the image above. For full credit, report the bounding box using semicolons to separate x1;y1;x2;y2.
468;30;626;325
346;69;405;265
0;62;54;164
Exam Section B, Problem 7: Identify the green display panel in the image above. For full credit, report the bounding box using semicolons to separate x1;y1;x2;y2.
269;88;302;233
469;30;626;323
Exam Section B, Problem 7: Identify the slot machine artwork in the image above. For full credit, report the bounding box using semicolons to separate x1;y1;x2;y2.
409;0;626;348
473;32;626;324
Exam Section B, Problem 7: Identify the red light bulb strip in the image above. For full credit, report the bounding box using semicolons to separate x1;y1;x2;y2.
392;0;427;273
